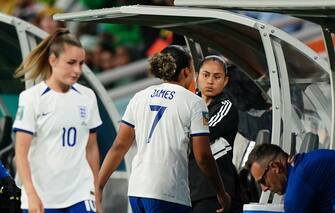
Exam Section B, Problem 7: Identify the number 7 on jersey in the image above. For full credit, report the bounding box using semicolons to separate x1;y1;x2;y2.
147;105;167;143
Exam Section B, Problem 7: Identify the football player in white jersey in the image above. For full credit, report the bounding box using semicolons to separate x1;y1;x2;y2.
97;45;231;213
13;28;102;213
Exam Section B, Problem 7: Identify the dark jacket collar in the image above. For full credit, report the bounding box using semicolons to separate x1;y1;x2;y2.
196;90;230;108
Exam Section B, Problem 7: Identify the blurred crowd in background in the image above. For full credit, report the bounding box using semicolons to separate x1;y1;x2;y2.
0;0;306;77
0;0;181;74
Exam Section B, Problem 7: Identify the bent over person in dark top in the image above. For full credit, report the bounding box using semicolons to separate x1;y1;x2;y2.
246;143;335;213
189;55;243;213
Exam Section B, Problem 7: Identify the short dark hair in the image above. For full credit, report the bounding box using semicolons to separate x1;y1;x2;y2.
245;144;288;170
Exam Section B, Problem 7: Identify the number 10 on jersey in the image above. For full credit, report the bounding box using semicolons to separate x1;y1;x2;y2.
62;127;77;147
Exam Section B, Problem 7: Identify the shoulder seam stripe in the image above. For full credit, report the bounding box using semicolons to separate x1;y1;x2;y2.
208;101;227;125
209;101;232;126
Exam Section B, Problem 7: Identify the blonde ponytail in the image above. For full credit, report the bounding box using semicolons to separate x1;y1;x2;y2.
14;28;82;81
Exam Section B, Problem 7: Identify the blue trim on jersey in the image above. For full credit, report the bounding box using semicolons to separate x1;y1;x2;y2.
121;120;135;128
0;162;10;178
12;128;34;135
191;133;210;137
22;200;96;213
89;124;102;133
72;86;81;94
129;196;191;213
41;87;51;96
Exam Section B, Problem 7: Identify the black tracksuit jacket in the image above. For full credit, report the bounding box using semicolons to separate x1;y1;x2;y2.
188;92;242;211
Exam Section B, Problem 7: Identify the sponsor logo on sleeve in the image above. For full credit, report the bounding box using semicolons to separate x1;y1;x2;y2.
16;106;24;121
202;111;209;126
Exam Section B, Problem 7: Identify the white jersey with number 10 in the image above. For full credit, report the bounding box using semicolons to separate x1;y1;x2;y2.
13;81;102;209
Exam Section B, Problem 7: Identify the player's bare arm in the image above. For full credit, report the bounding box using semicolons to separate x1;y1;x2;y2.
15;132;44;213
97;123;135;203
192;135;231;212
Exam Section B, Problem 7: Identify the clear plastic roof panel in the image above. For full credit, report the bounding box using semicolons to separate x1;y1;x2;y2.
175;0;335;32
281;40;330;81
53;5;334;151
168;20;270;89
54;7;271;93
279;39;331;150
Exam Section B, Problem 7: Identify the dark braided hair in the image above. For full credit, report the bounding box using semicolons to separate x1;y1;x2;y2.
149;45;191;81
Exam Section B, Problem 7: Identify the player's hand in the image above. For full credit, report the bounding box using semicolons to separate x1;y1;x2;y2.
96;200;102;213
216;192;231;212
27;192;44;213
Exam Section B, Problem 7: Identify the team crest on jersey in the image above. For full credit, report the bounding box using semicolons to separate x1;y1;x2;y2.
16;106;24;120
202;111;209;126
78;106;88;119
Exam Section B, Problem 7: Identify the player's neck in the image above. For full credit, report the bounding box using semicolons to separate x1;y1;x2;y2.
165;80;186;88
45;79;71;93
202;96;213;106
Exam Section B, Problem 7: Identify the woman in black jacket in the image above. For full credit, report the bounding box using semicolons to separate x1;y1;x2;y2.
189;55;243;213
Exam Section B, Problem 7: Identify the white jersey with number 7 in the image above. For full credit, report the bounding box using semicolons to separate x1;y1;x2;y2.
121;82;209;206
